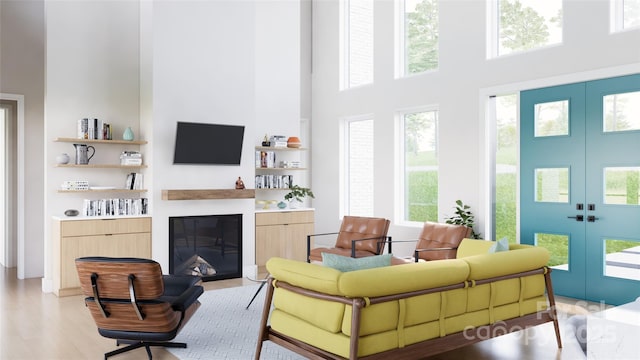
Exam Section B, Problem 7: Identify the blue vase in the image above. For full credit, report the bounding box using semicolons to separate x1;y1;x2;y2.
123;127;134;141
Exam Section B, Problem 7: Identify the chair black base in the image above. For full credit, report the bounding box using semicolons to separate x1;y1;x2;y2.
106;340;187;360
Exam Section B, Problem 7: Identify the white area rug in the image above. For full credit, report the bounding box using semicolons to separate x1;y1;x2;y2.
167;284;304;360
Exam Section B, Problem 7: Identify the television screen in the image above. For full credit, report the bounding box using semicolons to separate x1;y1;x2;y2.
173;122;245;165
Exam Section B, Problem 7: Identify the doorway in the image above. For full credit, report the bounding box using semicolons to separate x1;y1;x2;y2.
0;99;18;269
520;74;640;305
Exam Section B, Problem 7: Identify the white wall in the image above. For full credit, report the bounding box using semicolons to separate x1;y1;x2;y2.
40;0;306;286
310;0;640;255
44;0;142;288
0;0;45;278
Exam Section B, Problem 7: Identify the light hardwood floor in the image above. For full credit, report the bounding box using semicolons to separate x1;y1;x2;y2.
1;266;595;360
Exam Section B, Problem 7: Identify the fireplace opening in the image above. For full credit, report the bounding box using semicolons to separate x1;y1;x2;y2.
169;214;242;281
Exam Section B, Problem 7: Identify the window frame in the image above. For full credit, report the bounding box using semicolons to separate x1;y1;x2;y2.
341;114;375;217
395;105;440;226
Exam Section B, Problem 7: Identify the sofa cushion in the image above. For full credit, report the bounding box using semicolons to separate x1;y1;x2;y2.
338;259;470;298
462;246;550;280
322;253;392;272
266;257;342;295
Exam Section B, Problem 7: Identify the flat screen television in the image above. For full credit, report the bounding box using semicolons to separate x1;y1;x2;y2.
173;122;245;165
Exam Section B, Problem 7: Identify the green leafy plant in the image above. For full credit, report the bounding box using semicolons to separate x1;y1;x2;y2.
444;200;481;239
284;185;315;203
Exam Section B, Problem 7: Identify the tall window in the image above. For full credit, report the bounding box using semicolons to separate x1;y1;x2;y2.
398;0;439;76
345;118;374;216
399;109;438;223
341;0;374;89
491;94;518;242
489;0;562;57
611;0;640;31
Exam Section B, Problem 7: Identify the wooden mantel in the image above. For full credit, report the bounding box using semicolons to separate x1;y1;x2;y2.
162;189;255;200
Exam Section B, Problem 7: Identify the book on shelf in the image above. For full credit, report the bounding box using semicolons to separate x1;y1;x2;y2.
125;172;144;190
82;197;148;217
257;151;277;168
77;118;112;140
255;174;293;189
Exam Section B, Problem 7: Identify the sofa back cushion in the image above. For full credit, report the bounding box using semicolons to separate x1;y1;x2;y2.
338;259;470;298
266;257;342;295
462;246;550;280
456;238;495;258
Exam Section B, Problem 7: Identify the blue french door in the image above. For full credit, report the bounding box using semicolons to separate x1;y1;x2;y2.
521;74;640;305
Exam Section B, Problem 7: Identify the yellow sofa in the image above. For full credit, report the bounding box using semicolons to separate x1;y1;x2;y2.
255;239;562;360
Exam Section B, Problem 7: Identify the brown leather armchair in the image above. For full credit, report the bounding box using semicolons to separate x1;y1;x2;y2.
391;221;472;264
306;216;391;263
75;257;204;359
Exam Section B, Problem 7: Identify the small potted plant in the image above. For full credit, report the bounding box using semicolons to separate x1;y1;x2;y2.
444;200;481;239
284;185;315;208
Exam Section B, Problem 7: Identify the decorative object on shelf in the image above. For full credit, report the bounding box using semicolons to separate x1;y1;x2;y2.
123;126;135;141
56;153;70;164
256;200;277;210
235;177;245;189
64;209;79;217
73;143;95;165
270;135;288;148
61;180;89;191
284;185;314;208
444;199;481;239
287;136;301;148
261;134;271;147
120;151;142;165
277;201;287;209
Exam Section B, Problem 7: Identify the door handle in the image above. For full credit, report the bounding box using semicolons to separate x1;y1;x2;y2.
567;215;584;222
587;215;599;222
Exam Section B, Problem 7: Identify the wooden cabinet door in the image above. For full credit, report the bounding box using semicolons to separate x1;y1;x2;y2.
255;224;283;267
60;233;152;289
282;223;314;262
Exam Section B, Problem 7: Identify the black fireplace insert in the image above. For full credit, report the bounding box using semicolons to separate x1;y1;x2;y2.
169;214;242;281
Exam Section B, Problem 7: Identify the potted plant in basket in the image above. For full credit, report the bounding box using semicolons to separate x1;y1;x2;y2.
284;185;315;209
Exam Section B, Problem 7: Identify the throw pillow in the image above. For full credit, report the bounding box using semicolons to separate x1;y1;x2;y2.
488;237;510;253
322;253;392;272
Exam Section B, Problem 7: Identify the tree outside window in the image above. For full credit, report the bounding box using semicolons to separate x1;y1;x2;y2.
403;0;439;75
402;110;438;222
496;0;562;56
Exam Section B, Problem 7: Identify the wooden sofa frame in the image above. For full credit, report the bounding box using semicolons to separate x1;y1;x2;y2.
255;267;562;360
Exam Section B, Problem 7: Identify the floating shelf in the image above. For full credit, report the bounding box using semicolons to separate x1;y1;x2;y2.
54;137;148;145
255;146;307;151
57;189;148;193
162;189;256;200
255;167;307;171
56;164;147;169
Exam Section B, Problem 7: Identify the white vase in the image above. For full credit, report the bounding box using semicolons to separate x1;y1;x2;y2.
56;153;70;164
288;200;300;209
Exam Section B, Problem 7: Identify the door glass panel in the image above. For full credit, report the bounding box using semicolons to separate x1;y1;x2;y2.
604;238;640;281
535;100;569;137
603;167;640;205
603;91;640;132
536;233;569;269
535;167;569;203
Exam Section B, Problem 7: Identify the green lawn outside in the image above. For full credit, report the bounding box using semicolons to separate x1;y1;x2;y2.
406;149;637;267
